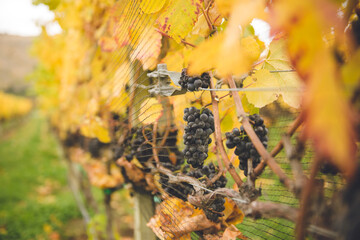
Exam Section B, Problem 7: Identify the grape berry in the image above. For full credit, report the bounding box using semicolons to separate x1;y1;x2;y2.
179;68;211;91
225;114;268;176
88;138;109;158
203;196;226;222
320;162;338;175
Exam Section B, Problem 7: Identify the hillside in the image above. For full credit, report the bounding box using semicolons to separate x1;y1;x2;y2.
0;34;36;94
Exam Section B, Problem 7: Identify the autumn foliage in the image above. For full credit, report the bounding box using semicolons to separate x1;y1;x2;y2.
0;91;32;121
31;0;360;239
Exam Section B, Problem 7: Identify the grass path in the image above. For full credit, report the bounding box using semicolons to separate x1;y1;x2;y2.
0;112;83;240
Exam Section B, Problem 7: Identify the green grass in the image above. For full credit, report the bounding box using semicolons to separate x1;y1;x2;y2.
0;112;81;240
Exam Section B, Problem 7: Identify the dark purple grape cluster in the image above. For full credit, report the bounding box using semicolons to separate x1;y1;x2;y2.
159;164;193;201
225;114;268;176
111;112;121;132
112;125;184;172
112;127;138;161
183;107;214;168
340;166;360;239
133;127;184;170
184;163;227;190
200;162;227;190
320;162;338;175
203;196;226;222
132;127;154;163
198;163;226;222
88;138;109;158
115;125;185;190
63;131;84;148
178;68;211;91
352;18;360;46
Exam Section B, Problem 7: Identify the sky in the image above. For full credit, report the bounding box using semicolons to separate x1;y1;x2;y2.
0;0;61;36
252;19;271;45
0;0;269;41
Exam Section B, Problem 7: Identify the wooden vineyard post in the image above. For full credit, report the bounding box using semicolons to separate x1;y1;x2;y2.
129;60;156;240
134;192;156;240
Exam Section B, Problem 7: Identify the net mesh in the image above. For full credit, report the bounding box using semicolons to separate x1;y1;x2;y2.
40;0;346;239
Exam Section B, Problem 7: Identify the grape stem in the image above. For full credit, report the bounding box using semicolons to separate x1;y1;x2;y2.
247;159;255;187
254;113;304;176
282;135;307;196
153;165;206;193
227;76;293;190
152;122;160;167
210;76;243;187
203;93;231;108
295;157;321;240
244;201;298;222
215;146;224;172
141;125;160;167
200;5;214;32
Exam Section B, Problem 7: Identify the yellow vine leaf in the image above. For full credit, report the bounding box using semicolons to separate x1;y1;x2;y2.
243;69;279;108
192;2;222;37
220;111;236;133
272;0;357;177
107;1;132;48
262;39;302;108
147;197;237;240
156;0;202;43
106;90;129;116
306;56;356;175
191;14;210;37
216;0;265;76
98;36;118;52
188;0;265;77
102;60;131;96
342;49;360;92
56;1;84;30
130;26;162;70
86;162;124;188
139;98;163;125
187;34;257;76
208;2;223;26
215;0;238;17
161;50;184;72
102;60;131;114
222;225;247;240
139;0;167;14
147;197;197;239
112;60;131;89
86;98;100;117
219;35;261;76
80;117;111;143
223;198;244;225
241;94;259;114
227;0;266;30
